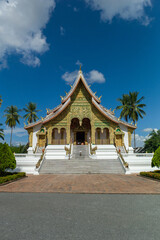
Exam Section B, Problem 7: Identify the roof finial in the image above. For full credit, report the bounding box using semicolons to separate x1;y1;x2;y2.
79;64;82;73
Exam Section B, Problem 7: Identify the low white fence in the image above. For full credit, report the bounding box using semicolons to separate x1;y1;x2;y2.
122;153;159;174
13;153;41;174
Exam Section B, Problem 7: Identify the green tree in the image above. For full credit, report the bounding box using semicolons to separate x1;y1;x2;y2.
0;123;4;140
151;146;160;168
116;94;131;121
129;92;146;148
0;143;16;174
116;92;146;149
144;130;160;153
23;102;41;123
0;96;4;141
4;106;21;146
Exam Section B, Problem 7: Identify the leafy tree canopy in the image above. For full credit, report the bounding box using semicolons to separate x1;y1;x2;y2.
152;146;160;168
0;143;16;174
23;102;41;124
0;123;4;140
144;130;160;153
10;144;28;154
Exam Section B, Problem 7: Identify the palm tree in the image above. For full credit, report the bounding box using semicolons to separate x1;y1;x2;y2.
0;123;4;140
116;94;131;122
116;92;146;149
129;92;146;148
4;106;21;146
23;102;41;124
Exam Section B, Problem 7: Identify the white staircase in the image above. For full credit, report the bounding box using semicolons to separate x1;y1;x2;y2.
39;145;125;174
123;153;159;174
93;145;118;159
45;145;69;160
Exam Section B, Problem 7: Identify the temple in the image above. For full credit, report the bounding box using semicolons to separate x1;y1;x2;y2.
25;69;136;153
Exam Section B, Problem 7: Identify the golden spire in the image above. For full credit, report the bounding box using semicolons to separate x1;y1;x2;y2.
60;96;64;101
79;64;82;73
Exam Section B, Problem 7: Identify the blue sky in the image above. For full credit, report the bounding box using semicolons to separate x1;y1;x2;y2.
0;0;159;146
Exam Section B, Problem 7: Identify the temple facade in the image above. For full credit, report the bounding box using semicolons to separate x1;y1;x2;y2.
25;69;136;152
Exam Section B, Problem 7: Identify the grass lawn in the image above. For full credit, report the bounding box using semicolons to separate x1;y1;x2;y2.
0;172;26;185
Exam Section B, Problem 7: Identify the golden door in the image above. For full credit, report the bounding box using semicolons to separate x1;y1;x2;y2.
116;135;123;147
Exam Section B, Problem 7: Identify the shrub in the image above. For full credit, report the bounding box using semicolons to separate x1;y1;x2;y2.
0;143;16;174
151;146;160;168
0;172;26;184
140;171;160;180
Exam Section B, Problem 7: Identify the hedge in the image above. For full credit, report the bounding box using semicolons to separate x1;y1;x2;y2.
0;172;26;184
140;171;160;180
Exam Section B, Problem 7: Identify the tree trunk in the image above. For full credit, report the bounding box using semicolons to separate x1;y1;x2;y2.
10;127;13;146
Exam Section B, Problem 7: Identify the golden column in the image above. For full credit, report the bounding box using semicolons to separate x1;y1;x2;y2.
28;130;33;147
48;127;52;145
91;111;95;144
128;129;133;147
109;126;114;145
67;113;71;144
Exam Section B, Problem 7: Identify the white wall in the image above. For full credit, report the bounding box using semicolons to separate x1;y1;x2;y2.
119;124;129;149
33;124;42;150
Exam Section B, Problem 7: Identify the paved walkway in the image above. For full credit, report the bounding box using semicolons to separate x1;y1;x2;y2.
0;174;160;194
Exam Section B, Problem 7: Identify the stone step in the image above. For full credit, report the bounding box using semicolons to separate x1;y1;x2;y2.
39;145;125;174
39;158;125;174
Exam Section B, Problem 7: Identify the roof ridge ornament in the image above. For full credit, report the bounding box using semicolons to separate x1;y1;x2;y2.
79;64;82;73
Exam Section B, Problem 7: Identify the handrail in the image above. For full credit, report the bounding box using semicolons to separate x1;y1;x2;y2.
116;149;129;168
123;143;128;153
34;144;38;154
36;149;45;169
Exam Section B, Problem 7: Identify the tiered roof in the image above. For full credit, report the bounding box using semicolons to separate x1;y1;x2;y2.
25;70;136;129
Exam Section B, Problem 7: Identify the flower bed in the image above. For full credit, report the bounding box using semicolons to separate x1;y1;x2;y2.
140;171;160;180
0;172;26;185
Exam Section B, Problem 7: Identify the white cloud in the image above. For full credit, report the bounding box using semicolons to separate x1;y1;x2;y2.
86;70;105;83
132;133;149;147
60;26;65;36
62;69;106;84
76;60;83;66
62;70;79;84
143;128;158;133
85;0;152;25
0;0;56;69
21;53;40;67
4;127;27;137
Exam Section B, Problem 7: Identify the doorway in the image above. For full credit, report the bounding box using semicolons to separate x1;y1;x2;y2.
76;132;85;145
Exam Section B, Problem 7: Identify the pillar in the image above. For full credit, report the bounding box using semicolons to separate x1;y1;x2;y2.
110;127;114;145
48;127;52;145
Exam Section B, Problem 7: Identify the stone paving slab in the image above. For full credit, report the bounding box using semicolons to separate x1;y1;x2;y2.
0;174;160;194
